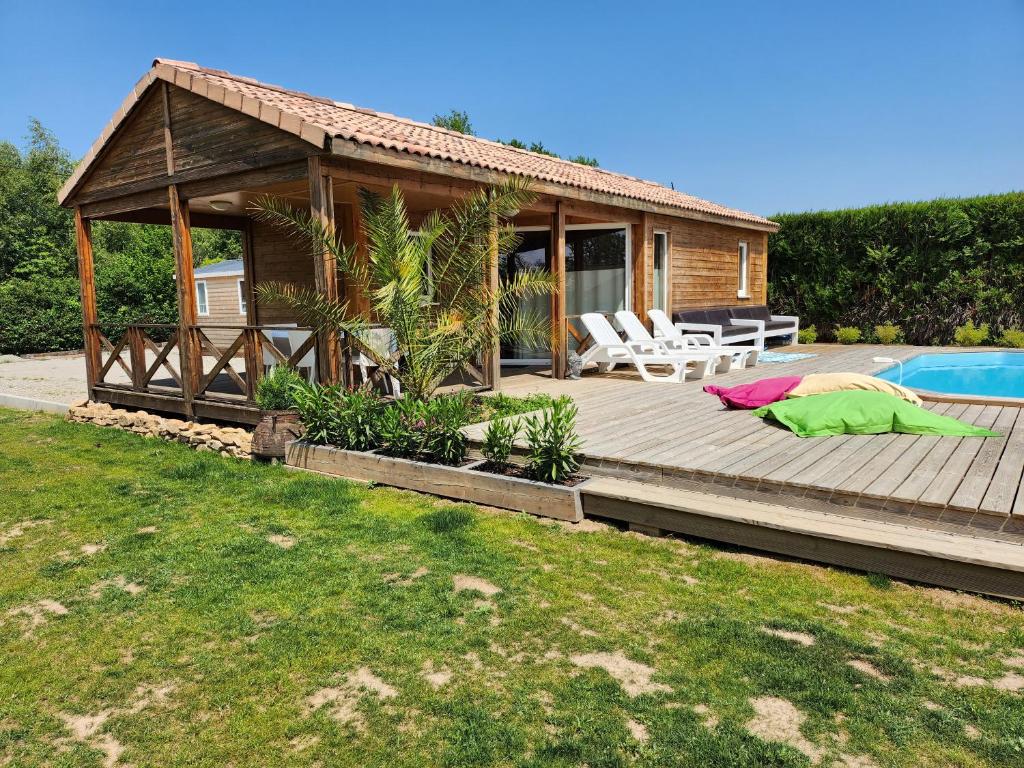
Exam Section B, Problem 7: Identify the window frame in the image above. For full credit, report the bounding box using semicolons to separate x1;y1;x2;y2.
196;279;209;316
737;241;750;299
237;278;247;316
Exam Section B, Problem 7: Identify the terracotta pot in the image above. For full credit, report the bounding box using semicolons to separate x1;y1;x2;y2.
252;409;303;460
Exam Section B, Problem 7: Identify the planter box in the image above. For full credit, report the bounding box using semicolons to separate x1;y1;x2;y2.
286;441;585;522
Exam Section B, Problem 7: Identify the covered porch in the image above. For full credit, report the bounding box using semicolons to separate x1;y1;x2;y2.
73;155;653;423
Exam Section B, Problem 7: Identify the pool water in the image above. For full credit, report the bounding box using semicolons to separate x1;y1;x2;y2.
875;352;1024;399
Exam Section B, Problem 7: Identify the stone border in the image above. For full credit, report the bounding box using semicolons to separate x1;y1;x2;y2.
286;441;586;522
66;402;252;459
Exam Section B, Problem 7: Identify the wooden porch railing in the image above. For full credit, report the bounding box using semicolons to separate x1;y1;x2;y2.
91;323;319;406
90;320;494;413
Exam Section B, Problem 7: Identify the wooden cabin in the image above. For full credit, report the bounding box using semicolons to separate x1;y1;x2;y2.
59;58;778;424
191;259;247;348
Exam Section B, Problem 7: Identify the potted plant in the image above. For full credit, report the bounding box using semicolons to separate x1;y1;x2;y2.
252;365;305;460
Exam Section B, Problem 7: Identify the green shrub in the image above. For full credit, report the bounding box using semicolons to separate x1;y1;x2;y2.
378;394;471;465
254;366;304;411
835;326;862;344
797;325;817;345
999;328;1024;348
0;277;83;354
481;418;520;468
767;192;1024;345
953;320;989;346
335;387;384;451
523;396;582;484
873;323;902;345
422;394;471;466
292;383;344;445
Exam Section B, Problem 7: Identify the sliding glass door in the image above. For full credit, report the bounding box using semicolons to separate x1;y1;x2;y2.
566;226;629;335
500;224;630;365
499;229;551;363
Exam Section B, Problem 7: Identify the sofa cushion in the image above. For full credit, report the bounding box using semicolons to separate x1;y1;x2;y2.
763;320;796;332
704;308;733;326
673;309;708;325
721;325;752;337
730;306;772;321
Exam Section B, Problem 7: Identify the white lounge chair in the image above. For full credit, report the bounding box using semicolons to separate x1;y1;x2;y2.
578;312;713;383
615;310;734;374
647;309;760;369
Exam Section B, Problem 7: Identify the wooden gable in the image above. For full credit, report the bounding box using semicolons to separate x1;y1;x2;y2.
71;83;314;205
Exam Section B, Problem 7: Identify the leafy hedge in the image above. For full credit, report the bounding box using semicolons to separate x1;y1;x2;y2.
767;192;1024;344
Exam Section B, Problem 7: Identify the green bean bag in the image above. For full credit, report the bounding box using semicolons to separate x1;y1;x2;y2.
752;390;999;438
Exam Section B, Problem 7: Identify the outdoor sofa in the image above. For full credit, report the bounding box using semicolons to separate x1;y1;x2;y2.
671;306;799;350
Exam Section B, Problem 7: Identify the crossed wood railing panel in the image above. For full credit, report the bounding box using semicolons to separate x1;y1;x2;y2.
191;325;318;401
93;324;181;391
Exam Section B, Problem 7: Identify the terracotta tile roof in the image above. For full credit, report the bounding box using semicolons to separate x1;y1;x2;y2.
61;59;777;230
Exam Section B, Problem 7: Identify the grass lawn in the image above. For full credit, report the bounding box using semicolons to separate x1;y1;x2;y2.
1;408;1023;767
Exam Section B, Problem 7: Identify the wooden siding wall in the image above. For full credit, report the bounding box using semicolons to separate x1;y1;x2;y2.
167;87;310;176
648;215;768;312
250;217;316;324
73;83;312;205
196;274;246;348
77;88;168;199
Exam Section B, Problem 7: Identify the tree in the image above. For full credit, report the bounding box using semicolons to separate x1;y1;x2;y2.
250;179;556;401
432;110;474;135
0;119;76;281
0;119;244;354
500;138;599;167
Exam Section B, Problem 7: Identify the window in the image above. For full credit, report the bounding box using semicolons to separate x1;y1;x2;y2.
238;279;248;315
737;241;750;298
196;280;209;316
653;231;669;311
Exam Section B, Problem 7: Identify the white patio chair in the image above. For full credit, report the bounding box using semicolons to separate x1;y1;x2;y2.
615;310;734;374
287;329;316;382
262;324;296;374
578;312;712;383
647;309;760;369
353;327;401;396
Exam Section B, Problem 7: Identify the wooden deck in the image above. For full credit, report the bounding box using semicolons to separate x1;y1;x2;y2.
482;345;1024;541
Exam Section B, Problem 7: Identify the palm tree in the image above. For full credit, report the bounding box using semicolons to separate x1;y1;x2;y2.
249;177;555;402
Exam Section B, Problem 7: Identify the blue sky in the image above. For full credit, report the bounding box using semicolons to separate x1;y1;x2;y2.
1;0;1021;216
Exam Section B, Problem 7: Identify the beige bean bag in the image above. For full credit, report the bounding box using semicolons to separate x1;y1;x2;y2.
787;372;923;406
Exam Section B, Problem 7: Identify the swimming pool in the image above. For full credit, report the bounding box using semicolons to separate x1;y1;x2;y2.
875;352;1024;400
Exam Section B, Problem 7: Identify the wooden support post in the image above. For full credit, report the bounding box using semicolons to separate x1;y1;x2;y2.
128;326;146;391
240;219;258;325
74;208;101;400
550;202;567;379
632;214;652;327
484;211;502;390
168;184;200;417
242;327;262;400
308;156;342;385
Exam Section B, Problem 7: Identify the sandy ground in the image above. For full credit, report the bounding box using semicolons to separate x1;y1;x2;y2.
0;350;221;405
0;353;107;405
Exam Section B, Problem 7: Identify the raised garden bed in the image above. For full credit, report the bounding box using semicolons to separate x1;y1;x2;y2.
285;441;586;522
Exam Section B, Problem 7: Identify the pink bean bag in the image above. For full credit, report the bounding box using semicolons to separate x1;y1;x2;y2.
704;376;803;409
